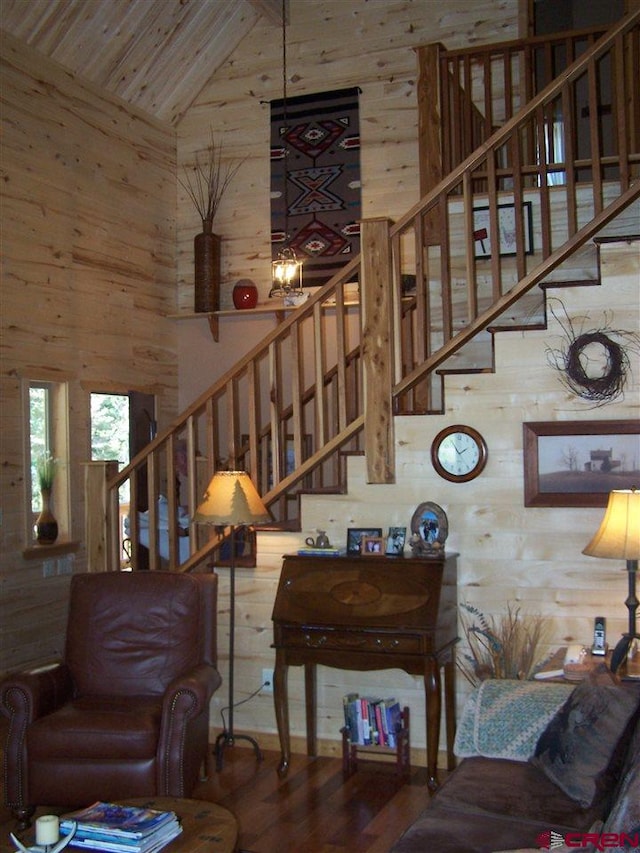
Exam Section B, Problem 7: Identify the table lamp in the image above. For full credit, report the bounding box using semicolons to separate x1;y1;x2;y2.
583;488;640;673
194;470;271;769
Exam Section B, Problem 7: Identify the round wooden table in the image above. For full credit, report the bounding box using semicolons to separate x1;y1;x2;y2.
122;798;238;853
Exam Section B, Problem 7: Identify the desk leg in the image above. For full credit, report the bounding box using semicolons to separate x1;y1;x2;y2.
304;662;317;756
273;654;290;778
444;651;456;771
424;657;441;793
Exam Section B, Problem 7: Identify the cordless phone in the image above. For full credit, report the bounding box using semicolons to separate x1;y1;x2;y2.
592;616;607;656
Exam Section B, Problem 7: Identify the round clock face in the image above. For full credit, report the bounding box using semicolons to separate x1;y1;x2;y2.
431;425;488;482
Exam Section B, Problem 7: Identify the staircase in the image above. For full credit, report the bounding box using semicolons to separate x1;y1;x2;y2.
87;10;640;573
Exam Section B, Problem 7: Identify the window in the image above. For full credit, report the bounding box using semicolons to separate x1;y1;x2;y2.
90;392;131;503
90;393;130;465
89;390;155;569
28;384;52;513
25;379;69;544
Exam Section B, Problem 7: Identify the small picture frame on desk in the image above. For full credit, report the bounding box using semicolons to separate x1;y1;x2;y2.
361;536;385;555
410;502;448;557
346;527;382;555
385;527;406;556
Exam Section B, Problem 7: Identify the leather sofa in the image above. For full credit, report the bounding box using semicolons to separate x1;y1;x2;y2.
389;675;640;853
1;571;222;827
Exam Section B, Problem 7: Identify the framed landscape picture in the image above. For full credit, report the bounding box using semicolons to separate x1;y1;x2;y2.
523;420;640;507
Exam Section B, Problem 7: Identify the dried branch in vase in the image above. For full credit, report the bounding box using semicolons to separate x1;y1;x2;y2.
179;131;245;225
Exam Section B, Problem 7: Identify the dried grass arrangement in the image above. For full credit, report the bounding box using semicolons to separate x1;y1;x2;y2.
179;131;244;226
458;602;550;685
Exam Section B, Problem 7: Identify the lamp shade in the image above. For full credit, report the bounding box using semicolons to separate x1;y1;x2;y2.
193;471;271;526
582;489;640;560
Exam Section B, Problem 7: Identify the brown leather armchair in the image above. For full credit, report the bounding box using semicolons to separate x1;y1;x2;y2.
1;571;222;827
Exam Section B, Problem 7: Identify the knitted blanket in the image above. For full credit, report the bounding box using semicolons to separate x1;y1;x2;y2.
454;679;573;761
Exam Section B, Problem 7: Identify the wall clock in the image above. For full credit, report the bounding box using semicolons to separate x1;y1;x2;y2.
431;425;488;482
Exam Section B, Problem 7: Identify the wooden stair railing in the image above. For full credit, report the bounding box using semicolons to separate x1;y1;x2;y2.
396;10;640;411
86;11;640;573
417;24;613;182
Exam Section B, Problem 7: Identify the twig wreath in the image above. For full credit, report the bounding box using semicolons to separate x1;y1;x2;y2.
546;299;639;407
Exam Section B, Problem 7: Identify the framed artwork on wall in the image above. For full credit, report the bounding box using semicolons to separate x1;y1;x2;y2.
473;201;533;259
523;419;640;507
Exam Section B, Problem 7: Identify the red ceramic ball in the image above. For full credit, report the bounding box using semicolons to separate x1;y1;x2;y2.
233;279;258;309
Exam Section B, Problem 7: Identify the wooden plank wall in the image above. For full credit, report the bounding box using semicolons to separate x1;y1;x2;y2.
220;242;640;762
0;32;178;672
175;0;521;318
4;0;638;767
172;2;639;760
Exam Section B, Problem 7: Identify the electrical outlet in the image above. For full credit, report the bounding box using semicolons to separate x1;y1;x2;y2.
57;554;74;575
261;668;274;694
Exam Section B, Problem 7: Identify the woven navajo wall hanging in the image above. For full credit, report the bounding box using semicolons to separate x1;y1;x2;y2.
270;86;361;288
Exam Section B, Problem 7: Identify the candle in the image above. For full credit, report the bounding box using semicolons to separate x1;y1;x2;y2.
35;815;59;846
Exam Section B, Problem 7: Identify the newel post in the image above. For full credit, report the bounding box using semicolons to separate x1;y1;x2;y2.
415;43;444;246
84;460;119;572
360;218;395;484
415;43;444;198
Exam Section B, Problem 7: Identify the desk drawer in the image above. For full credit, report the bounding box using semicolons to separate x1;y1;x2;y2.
280;627;424;654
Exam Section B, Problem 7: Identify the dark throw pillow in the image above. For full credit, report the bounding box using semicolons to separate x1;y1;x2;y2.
601;756;640;852
530;679;640;808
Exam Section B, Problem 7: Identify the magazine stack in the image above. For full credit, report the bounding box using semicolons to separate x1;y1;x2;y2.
59;802;182;853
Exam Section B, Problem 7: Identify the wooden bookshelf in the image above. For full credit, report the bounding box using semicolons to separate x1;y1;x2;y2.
341;706;410;781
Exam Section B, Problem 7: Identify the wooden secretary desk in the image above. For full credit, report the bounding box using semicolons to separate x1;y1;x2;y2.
271;552;458;790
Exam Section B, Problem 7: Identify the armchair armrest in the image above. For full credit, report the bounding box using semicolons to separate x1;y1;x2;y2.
161;662;221;719
157;662;222;796
454;679;573;762
0;661;74;725
1;661;74;812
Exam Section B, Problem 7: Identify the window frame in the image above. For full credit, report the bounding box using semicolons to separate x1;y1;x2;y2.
23;378;70;546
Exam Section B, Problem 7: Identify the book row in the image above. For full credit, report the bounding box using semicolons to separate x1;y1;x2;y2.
342;693;403;748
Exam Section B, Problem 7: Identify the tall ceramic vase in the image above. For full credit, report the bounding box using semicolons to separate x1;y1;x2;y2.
36;488;58;545
194;218;221;314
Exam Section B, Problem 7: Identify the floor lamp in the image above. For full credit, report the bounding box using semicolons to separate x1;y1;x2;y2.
194;470;271;770
583;488;640;674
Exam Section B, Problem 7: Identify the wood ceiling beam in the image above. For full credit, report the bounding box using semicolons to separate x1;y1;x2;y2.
247;0;285;27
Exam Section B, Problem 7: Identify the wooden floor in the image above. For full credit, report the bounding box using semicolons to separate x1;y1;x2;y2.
0;743;440;853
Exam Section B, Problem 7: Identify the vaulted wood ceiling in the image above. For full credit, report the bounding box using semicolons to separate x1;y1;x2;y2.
0;0;282;126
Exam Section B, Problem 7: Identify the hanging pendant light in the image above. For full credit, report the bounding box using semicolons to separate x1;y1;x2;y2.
270;0;303;298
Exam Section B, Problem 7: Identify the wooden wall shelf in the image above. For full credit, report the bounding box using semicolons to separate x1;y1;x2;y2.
169;303;292;340
23;540;80;560
169;294;363;341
